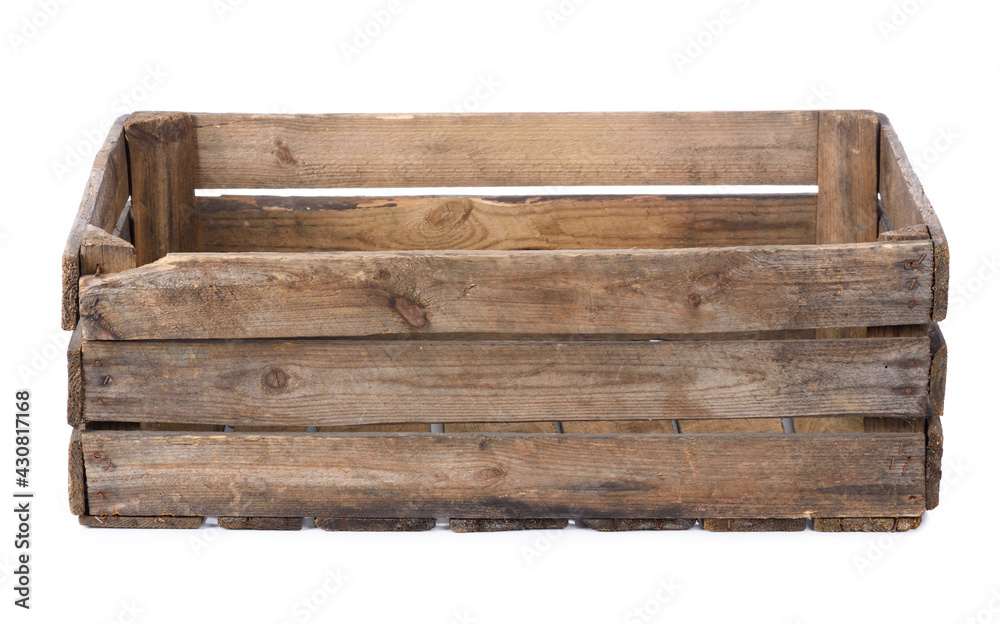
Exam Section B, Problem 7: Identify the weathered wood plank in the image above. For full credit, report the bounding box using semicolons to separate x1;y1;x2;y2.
678;419;784;434
879;115;949;321
218;517;302;530
62;115;130;330
79;225;136;276
79;515;203;529
81;431;926;518
562;421;675;434
878;224;929;242
189;111;819;189
80;338;929;427
864;325;927;434
926;401;943;510
68;428;86;515
67;327;83;426
450;518;567;532
813;517;922;532
78;242;934;340
315;518;436;532
929;322;947;416
124;112;196;266
806;111;881;434
702;518;807;532
193;194;818;252
581;519;695;531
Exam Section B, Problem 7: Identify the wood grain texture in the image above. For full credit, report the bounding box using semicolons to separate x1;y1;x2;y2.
189;111;819;188
62;115;130;330
218;517;302;530
807;111;880;434
677;419;783;434
79;225;136;276
450;518;567;532
878;224;929;241
81;431;926;519
67;327;83;427
124;112;196;266
193;194;818;252
315;518;436;532
80;338;930;427
562;420;675;434
79;515;203;529
929;322;947;416
863;325;927;434
702;518;807;532
878;115;949;321
581;518;695;531
926;401;943;510
813;517;922;532
78;242;934;340
68;428;86;515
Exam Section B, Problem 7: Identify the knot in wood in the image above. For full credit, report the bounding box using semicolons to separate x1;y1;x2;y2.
392;296;427;328
262;368;290;392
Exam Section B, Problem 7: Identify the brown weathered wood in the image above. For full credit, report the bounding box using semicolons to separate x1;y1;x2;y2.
79;515;203;529
929;322;947;416
218;517;302;530
813;517;921;532
124;112;196;266
138;424;225;432
315;518;436;532
68;428;86;515
562;421;675;434
317;424;431;433
79;225;136;276
80;338;929;427
450;518;568;533
581;518;695;531
444;423;558;433
62;115;130;330
863;325;927;434
805;111;880;434
67;327;83;427
878;224;929;241
190;111;819;189
112;199;132;243
926;401;943;510
78;242;934;340
193;194;818;252
678;419;784;434
879;115;949;321
702;518;807;532
81;431;926;519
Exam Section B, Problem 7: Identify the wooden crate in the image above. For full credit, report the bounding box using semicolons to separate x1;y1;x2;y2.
64;111;948;532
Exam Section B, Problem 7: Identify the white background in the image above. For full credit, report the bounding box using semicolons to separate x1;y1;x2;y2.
2;1;997;622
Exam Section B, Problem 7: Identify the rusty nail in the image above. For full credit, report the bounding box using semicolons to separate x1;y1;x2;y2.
916;253;926;264
904;387;913;395
902;463;908;475
94;360;102;367
103;375;112;385
908;360;917;367
889;457;895;469
898;442;904;454
104;460;112;470
93;452;102;459
909;278;917;290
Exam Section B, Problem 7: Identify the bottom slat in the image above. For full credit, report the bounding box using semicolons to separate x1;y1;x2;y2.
450;518;568;532
813;517;922;532
581;519;695;531
315;518;436;532
81;431;926;519
79;515;203;529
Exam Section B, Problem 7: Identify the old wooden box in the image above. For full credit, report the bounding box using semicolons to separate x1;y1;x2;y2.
64;111;947;532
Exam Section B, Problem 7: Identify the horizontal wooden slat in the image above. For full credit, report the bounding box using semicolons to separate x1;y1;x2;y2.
193;194;818;252
79;242;933;340
81;337;929;427
189;111;819;189
82;431;925;519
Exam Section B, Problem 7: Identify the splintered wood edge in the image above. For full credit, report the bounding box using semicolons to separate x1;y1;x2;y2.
929;322;947;416
450;519;569;533
68;428;86;515
67;326;83;426
813;517;922;532
78;515;204;529
315;518;437;532
218;517;302;531
702;518;808;532
62;115;130;330
926;400;943;510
